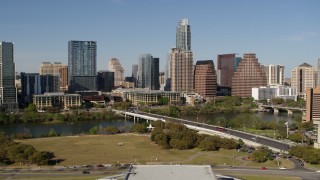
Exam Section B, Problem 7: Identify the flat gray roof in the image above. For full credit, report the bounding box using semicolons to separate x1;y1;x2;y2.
126;165;217;180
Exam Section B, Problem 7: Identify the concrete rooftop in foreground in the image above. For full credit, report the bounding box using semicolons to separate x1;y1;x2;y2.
125;165;217;180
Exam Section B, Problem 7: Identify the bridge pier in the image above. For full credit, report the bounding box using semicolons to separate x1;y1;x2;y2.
273;108;279;115
287;109;293;116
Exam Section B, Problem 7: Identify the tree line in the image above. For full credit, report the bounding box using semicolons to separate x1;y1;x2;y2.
150;121;238;150
0;133;54;165
0;104;121;124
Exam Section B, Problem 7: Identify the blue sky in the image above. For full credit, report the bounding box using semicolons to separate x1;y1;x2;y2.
1;0;319;77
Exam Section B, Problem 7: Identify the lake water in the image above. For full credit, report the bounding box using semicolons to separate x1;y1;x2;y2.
0;111;298;137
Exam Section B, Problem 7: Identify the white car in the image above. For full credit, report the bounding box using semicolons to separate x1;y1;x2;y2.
279;167;287;170
316;170;320;172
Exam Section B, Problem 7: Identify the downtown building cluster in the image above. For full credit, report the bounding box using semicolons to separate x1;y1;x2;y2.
2;18;320;148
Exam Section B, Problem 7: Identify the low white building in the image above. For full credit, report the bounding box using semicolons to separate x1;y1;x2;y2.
252;85;297;101
183;92;204;106
125;165;217;180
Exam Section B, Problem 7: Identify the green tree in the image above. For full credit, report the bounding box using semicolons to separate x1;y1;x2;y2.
288;131;303;143
103;126;120;134
158;97;169;105
250;147;272;163
25;103;37;112
154;132;170;149
89;126;99;134
198;136;220;151
130;124;147;133
29;151;54;165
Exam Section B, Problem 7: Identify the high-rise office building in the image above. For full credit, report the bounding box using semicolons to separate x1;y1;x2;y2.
97;71;114;92
262;64;285;86
137;54;160;90
176;18;191;51
0;41;17;109
159;72;165;91
68;40;97;92
170;48;193;92
132;64;138;86
39;62;68;91
164;53;171;91
59;66;68;91
291;63;318;99
20;72;59;103
317;58;320;86
231;53;267;97
194;60;217;100
40;62;62;75
216;54;241;87
304;87;320;148
108;58;124;87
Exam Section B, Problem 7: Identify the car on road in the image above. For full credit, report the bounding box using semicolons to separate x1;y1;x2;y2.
279;167;287;170
261;167;267;170
316;170;320;172
82;170;90;174
96;164;104;168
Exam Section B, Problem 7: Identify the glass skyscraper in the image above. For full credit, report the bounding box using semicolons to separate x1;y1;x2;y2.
0;41;17;109
68;40;97;92
176;18;191;51
137;54;160;90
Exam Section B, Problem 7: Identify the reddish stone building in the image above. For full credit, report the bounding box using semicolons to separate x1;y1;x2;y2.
231;53;267;97
217;54;241;87
194;60;217;100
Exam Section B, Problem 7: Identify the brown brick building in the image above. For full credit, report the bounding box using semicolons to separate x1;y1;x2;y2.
217;54;242;87
231;53;267;97
194;60;217;100
304;86;320;148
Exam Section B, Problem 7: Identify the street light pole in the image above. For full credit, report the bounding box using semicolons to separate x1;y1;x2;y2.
285;122;289;139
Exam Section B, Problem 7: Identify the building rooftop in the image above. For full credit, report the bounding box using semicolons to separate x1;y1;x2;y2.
196;60;213;65
126;165;217;180
299;63;312;67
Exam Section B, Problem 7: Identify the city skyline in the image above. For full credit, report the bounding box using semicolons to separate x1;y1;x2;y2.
1;0;319;78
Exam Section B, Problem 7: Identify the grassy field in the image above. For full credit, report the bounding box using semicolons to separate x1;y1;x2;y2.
17;134;293;168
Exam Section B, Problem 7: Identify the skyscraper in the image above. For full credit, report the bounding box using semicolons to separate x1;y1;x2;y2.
0;41;17;109
194;60;217;100
68;40;97;92
304;87;320;148
97;71;114;92
217;54;241;87
132;64;138;86
137;54;160;90
262;64;285;86
59;66;68;91
170;48;193;92
291;63;318;99
20;72;60;103
39;62;68;91
176;18;191;51
231;53;267;97
108;58;124;87
317;58;320;86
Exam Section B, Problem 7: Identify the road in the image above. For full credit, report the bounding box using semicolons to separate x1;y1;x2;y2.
139;111;291;152
214;167;320;180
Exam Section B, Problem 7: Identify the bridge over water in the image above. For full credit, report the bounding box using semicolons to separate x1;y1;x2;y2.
259;104;306;115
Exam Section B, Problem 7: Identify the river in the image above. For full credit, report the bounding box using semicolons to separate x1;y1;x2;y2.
0;111;298;138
